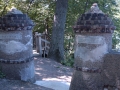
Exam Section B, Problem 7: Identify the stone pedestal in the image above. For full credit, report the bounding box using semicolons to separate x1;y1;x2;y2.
70;3;117;90
0;8;35;83
70;33;110;90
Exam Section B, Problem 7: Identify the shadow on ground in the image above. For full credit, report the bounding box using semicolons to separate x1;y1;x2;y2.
0;79;53;90
34;56;73;83
0;55;73;90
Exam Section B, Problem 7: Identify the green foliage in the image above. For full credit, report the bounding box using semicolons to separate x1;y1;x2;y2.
62;35;74;67
64;0;120;66
0;0;55;33
112;31;120;49
61;51;74;67
0;71;5;78
0;0;119;66
0;66;5;78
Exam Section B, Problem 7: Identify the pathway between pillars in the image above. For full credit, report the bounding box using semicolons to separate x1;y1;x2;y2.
33;50;73;90
33;50;119;90
0;50;117;90
0;50;73;90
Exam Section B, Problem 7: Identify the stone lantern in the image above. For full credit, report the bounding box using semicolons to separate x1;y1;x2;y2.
69;3;119;90
0;7;35;83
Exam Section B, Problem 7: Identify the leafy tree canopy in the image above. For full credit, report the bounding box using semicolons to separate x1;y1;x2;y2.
0;0;119;65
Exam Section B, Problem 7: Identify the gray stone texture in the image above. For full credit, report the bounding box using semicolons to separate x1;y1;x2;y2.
0;60;35;82
70;51;120;90
70;71;103;90
70;3;118;90
102;52;120;89
70;34;107;90
0;30;33;60
0;11;35;83
75;33;112;55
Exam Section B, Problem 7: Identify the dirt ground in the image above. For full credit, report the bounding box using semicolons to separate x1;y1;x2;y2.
0;56;73;90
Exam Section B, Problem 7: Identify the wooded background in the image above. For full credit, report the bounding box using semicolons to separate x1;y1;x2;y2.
0;0;120;66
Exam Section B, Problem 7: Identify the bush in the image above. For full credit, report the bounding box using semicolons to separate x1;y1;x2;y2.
61;36;74;67
0;66;6;78
0;71;5;78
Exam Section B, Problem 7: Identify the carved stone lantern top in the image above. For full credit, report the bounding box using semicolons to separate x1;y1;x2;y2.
85;3;103;14
73;3;116;34
0;7;34;31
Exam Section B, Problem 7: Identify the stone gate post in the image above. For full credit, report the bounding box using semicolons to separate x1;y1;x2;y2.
70;3;116;90
0;8;35;83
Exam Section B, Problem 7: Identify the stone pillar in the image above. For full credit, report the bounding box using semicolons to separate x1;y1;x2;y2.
70;3;116;90
0;8;35;83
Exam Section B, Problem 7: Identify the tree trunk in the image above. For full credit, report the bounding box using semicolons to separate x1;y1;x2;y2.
48;0;68;62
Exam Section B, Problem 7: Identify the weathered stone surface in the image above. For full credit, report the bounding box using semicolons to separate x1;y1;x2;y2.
70;33;109;90
75;33;112;57
70;3;118;90
0;30;33;60
73;3;116;34
0;79;53;90
0;30;35;83
0;10;34;31
0;8;35;83
70;51;120;89
70;71;103;90
102;52;120;89
0;60;35;82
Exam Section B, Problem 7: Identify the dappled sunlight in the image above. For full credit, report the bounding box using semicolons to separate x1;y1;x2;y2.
34;55;73;83
36;72;42;75
0;79;50;90
11;86;21;89
57;75;72;82
32;50;73;90
35;68;43;70
34;57;38;60
42;76;72;83
33;50;39;57
35;80;70;90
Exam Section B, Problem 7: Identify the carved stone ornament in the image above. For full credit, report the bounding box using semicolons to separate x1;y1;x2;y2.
73;3;116;33
0;7;34;31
